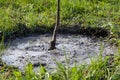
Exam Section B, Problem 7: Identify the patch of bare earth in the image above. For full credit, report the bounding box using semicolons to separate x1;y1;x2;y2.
1;34;117;71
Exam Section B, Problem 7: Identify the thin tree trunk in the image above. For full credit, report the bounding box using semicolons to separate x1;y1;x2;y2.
49;0;60;50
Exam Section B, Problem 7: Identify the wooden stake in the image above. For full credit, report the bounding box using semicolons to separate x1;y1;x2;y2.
49;0;60;50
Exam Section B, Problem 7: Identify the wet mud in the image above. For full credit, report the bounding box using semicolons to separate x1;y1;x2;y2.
1;34;117;71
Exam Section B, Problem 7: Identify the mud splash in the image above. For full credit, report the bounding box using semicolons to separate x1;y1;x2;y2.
1;34;117;71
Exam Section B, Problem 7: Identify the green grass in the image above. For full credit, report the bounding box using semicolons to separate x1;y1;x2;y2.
0;0;120;80
0;0;120;38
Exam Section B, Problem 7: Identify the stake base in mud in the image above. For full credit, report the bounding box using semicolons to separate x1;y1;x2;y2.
48;40;56;50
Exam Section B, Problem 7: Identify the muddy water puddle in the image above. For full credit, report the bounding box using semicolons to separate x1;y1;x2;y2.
1;34;117;71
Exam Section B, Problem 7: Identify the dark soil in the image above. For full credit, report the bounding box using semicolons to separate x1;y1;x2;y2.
2;23;110;42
